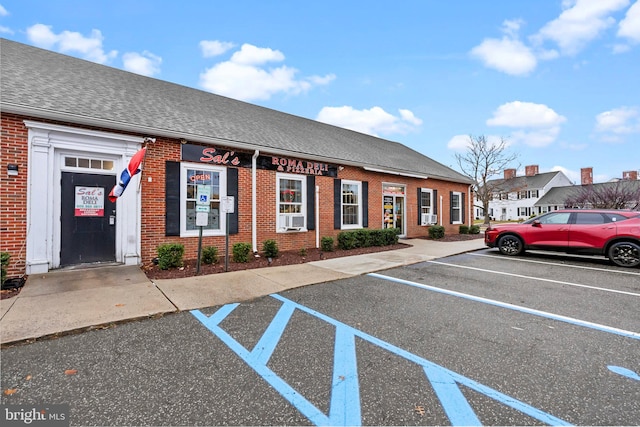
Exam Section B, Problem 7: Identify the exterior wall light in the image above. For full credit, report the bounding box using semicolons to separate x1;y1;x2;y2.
7;164;18;176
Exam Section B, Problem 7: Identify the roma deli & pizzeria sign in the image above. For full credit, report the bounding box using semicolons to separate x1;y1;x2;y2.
182;144;338;177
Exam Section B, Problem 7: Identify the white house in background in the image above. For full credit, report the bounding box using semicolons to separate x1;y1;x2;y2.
477;165;572;221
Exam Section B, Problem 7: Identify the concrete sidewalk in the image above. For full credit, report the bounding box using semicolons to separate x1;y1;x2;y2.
0;238;485;345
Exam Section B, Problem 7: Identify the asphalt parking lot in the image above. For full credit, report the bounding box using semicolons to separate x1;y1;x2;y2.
2;248;639;426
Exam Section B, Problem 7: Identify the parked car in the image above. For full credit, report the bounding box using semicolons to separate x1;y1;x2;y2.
485;209;640;268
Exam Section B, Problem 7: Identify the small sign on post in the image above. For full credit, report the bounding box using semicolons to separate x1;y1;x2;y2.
221;196;234;271
195;212;208;275
195;187;210;275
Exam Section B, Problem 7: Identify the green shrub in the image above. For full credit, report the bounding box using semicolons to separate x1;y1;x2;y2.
383;228;400;245
337;231;358;250
321;236;334;252
232;242;252;263
262;239;279;258
157;243;184;270
428;225;445;239
1;252;9;286
298;247;308;257
459;225;470;234
201;246;219;264
337;228;399;249
469;225;481;234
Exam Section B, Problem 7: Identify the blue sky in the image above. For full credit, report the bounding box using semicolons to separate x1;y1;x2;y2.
1;0;639;183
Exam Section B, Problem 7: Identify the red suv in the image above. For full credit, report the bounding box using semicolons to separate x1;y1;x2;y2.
485;209;640;268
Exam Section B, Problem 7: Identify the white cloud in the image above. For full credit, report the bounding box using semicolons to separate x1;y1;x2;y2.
510;127;563;147
446;134;512;152
0;4;8;16
122;51;162;77
470;19;538;76
316;106;422;137
470;37;537;76
230;44;284;65
533;0;630;55
26;24;117;64
618;0;640;42
595;106;640;135
487;101;566;147
199;43;335;101
199;40;235;57
487;101;567;128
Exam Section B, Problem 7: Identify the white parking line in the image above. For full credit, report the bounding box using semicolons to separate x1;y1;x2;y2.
471;253;640;276
426;260;640;297
368;273;640;340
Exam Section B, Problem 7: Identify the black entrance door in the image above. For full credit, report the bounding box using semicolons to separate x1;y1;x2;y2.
61;172;116;266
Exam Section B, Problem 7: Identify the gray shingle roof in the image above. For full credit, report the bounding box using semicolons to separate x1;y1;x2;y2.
536;180;640;206
1;38;471;184
488;171;560;193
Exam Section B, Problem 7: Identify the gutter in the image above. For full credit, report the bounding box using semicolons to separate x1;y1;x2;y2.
252;150;260;254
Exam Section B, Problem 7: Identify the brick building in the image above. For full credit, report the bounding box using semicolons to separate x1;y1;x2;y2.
1;39;472;279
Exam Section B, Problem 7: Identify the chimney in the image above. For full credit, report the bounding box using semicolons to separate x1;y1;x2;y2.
581;167;593;185
622;170;638;180
504;168;517;180
525;165;539;176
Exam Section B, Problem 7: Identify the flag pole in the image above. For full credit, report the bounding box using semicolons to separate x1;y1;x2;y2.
137;142;150;193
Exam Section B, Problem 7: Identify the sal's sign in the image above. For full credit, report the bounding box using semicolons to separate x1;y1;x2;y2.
259;156;337;177
75;186;105;217
182;144;337;177
182;144;252;167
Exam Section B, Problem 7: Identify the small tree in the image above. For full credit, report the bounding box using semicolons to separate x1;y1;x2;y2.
564;181;640;209
455;135;519;225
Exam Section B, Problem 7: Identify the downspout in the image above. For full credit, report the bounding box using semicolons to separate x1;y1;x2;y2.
315;185;320;248
469;185;473;226
252;150;259;254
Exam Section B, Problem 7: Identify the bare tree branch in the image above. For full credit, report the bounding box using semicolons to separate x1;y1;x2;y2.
455;135;519;224
564;181;640;210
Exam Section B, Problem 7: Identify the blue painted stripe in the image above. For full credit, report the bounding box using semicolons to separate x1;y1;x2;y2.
608;365;640;381
191;303;239;328
250;300;296;364
368;272;640;341
270;294;572;426
328;325;361;426
423;365;480;426
191;307;330;426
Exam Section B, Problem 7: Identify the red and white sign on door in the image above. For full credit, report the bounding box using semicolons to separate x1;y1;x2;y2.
74;186;105;217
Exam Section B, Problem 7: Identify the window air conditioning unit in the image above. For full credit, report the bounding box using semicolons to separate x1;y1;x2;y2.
279;214;305;230
421;214;438;226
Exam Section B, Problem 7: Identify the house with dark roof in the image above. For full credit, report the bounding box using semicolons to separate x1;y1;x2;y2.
536;180;640;211
1;38;473;278
477;165;572;221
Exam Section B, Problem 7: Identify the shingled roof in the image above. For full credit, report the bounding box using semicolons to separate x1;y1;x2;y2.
487;171;561;193
0;38;471;184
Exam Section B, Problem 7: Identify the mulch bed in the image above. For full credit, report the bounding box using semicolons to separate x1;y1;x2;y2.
1;233;484;298
142;243;410;280
143;233;484;280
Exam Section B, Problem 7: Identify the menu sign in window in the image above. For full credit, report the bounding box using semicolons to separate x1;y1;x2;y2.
74;186;105;217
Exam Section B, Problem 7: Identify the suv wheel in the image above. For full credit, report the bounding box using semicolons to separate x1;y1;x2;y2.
608;241;640;268
498;235;523;256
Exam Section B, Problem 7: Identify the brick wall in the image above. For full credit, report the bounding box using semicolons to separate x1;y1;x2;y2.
0;113;29;278
1;113;472;276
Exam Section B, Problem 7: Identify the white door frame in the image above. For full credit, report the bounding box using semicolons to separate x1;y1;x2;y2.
25;121;144;274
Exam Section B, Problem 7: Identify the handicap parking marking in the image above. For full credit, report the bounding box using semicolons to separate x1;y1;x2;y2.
191;294;572;426
608;366;640;381
368;273;640;341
